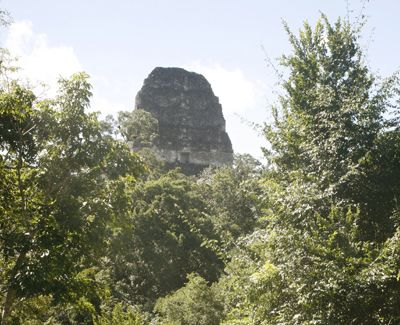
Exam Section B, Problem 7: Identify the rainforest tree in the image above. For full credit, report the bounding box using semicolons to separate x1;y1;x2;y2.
216;15;400;324
0;73;143;323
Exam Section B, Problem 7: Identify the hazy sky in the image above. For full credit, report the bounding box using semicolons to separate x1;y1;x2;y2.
1;0;399;159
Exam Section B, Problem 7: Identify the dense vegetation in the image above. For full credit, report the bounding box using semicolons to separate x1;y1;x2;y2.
1;14;400;325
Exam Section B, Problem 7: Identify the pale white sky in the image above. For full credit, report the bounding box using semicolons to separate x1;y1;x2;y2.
1;0;400;159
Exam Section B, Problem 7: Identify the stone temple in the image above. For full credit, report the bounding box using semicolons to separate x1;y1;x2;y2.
135;67;233;174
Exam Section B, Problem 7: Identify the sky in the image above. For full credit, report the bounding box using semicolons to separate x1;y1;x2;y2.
1;0;400;160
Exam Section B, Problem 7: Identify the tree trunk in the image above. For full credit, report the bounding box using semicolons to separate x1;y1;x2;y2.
1;135;26;324
1;250;27;325
1;287;15;325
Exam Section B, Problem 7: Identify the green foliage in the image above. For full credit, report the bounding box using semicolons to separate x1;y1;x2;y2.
118;109;159;148
266;16;380;180
106;171;223;309
0;73;143;323
217;230;284;325
198;154;263;246
264;15;400;241
118;109;163;171
155;273;223;325
216;15;400;324
95;303;145;325
218;207;400;324
353;129;400;240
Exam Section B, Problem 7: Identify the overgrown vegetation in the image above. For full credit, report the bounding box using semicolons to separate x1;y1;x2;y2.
1;13;400;325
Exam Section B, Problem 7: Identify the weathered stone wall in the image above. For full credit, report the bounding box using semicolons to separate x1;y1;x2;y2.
135;67;233;174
